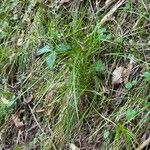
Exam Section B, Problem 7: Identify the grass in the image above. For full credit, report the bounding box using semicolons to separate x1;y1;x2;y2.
0;0;150;149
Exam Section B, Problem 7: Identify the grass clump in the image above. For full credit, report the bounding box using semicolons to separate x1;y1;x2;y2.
0;0;150;149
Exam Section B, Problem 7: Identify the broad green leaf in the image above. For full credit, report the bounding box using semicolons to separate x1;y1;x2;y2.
36;45;53;56
125;109;136;122
46;52;56;69
56;43;71;53
143;72;150;81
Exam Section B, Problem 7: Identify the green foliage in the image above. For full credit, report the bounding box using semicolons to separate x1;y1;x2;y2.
92;60;106;73
14;145;22;150
114;124;135;150
56;43;71;53
125;82;133;90
97;27;111;42
48;25;61;40
125;109;136;122
0;90;16;120
103;130;110;139
143;72;150;81
125;80;136;90
36;45;53;56
46;52;56;69
36;43;71;69
0;0;150;149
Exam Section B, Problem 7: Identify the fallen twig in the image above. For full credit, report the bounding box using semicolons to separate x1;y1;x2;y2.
28;104;45;134
135;136;150;150
100;0;126;25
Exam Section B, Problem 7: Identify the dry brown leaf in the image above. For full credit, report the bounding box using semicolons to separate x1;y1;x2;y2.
112;59;134;84
122;60;134;82
112;66;124;84
12;114;24;128
100;0;125;25
122;68;131;82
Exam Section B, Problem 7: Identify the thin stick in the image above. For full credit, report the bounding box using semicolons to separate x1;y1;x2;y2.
28;105;45;134
100;0;125;25
135;136;150;150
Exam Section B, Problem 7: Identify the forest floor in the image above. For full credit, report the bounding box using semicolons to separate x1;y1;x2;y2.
0;0;150;149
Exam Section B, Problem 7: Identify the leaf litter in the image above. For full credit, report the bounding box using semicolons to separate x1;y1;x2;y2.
112;59;134;85
12;114;24;128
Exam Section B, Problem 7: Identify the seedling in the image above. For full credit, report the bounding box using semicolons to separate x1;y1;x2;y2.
36;43;71;69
